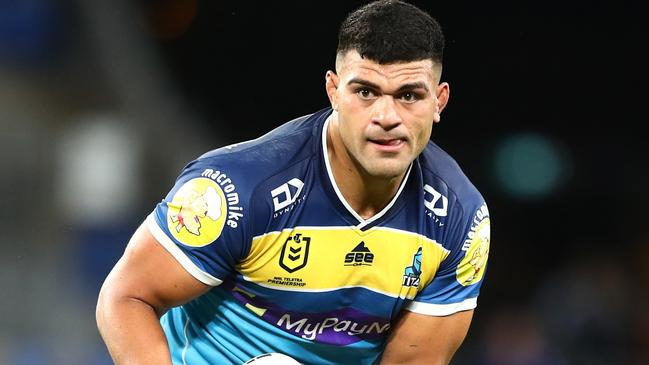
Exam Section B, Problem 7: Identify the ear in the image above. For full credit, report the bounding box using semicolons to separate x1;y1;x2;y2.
325;70;339;111
433;82;450;123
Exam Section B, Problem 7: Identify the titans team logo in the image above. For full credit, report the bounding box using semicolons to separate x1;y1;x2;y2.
402;247;422;287
166;177;227;247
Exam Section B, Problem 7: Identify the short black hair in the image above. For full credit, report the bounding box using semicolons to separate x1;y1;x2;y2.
336;0;445;64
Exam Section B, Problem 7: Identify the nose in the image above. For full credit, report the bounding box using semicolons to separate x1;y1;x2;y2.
372;96;402;130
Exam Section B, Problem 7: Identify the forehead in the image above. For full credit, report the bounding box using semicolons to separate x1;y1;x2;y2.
336;50;439;86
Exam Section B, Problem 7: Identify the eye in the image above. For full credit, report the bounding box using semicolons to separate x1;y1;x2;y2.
356;88;376;100
400;92;421;103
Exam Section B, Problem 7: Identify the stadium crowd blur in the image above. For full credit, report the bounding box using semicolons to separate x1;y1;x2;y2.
0;1;646;364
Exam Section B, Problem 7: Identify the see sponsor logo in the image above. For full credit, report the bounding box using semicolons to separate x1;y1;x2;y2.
344;241;374;266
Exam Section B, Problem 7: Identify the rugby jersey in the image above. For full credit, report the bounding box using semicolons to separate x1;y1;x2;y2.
147;107;490;364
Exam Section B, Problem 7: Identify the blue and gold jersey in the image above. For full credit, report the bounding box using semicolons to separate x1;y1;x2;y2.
147;108;490;365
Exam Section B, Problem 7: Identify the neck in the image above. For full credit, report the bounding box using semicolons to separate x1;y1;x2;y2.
326;117;407;220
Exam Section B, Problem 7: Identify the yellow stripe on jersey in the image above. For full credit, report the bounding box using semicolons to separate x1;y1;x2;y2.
237;226;449;299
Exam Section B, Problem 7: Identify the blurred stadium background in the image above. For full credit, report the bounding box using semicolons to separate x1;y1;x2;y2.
0;1;646;364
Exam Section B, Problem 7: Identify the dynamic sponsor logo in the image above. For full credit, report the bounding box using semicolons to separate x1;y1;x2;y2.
231;288;391;345
457;204;490;286
402;247;422;288
271;178;304;212
424;184;448;226
424;184;448;216
167;177;227;247
344;241;374;266
279;233;310;273
200;169;244;228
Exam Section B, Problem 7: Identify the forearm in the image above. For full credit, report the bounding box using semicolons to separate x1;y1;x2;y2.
379;310;473;364
96;294;172;365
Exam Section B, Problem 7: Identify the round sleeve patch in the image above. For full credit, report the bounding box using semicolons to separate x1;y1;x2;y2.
456;218;490;286
167;177;227;247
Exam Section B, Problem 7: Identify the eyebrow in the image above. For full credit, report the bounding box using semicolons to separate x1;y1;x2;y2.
347;78;430;93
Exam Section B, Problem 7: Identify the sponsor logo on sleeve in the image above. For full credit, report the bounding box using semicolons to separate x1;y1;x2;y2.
167;177;226;247
166;169;243;247
200;168;244;228
456;204;490;286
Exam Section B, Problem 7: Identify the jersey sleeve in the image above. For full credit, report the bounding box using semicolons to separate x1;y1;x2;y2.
146;160;250;286
406;200;490;316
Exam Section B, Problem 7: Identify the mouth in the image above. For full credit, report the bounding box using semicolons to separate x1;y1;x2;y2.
368;138;406;150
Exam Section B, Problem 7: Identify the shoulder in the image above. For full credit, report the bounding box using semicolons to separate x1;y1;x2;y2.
199;110;326;164
416;141;489;252
185;108;331;189
162;108;330;239
418;141;485;214
416;142;490;283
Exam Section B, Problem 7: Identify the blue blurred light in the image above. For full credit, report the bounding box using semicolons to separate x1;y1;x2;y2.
492;133;568;199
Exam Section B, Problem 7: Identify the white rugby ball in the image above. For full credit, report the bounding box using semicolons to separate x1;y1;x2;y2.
243;352;301;365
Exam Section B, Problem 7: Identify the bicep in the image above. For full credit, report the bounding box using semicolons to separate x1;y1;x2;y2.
98;221;211;316
379;309;474;365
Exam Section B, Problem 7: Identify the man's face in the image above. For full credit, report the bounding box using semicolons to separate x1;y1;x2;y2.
326;50;449;180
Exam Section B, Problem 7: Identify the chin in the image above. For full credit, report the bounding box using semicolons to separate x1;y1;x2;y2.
364;161;411;180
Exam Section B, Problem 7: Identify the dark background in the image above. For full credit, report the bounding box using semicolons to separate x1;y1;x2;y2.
0;1;646;364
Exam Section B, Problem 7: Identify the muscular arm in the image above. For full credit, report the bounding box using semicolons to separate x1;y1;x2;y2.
96;222;211;365
379;309;474;365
